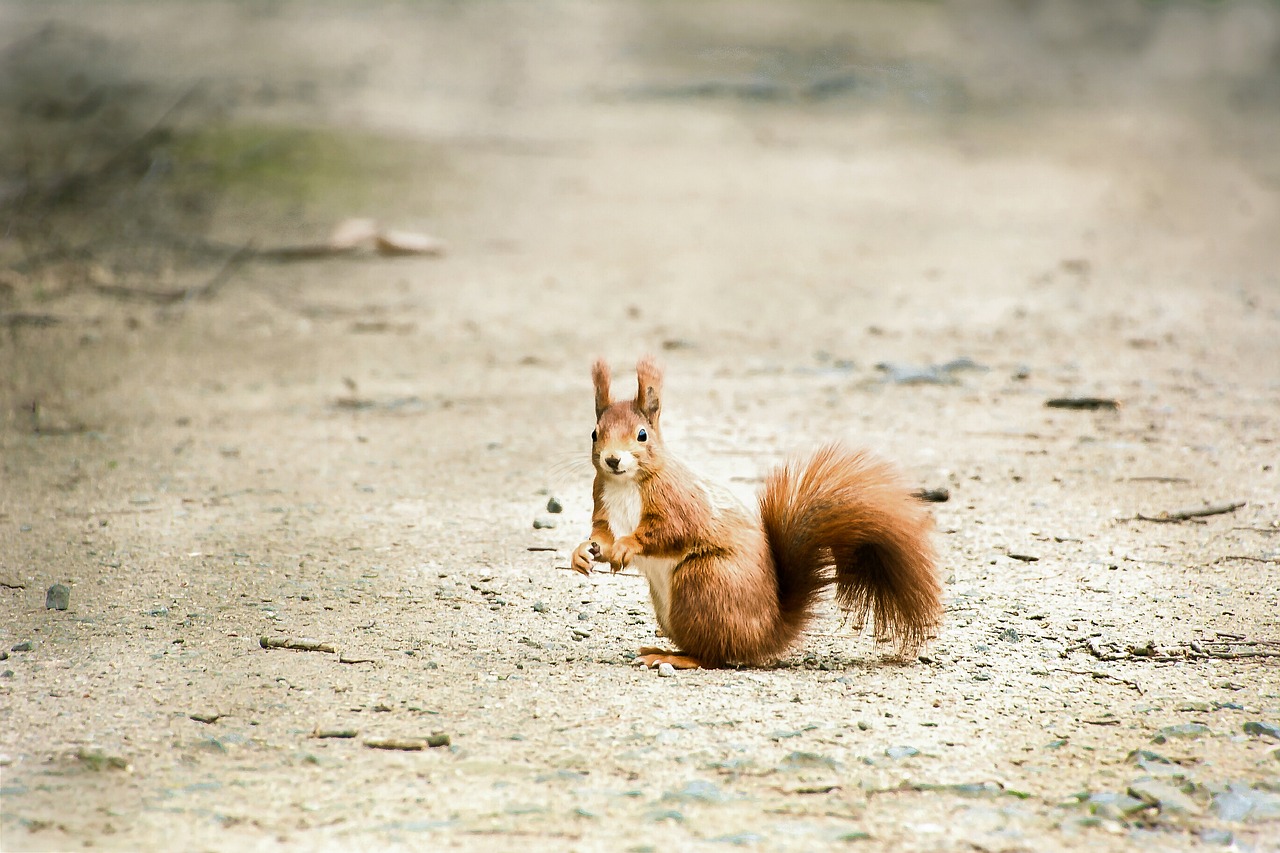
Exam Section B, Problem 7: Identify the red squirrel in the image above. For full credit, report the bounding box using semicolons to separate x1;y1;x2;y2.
570;356;942;669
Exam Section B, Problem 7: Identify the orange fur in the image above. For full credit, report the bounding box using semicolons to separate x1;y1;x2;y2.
574;357;942;666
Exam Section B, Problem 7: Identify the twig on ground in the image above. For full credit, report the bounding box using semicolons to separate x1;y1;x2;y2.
1046;397;1120;411
364;734;449;751
555;565;642;578
259;636;335;653
1135;501;1245;523
1077;635;1280;663
1211;555;1280;565
312;728;358;739
87;241;254;305
1;312;62;328
1060;669;1143;694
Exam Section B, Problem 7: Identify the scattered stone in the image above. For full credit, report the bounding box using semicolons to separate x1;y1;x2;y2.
426;733;450;748
999;627;1022;642
146;607;170;617
189;712;221;724
655;662;677;677
312;729;358;739
10;641;33;652
780;751;839;771
910;781;1007;798
1153;723;1210;743
662;780;725;804
571;628;590;641
76;748;129;771
533;516;558;530
857;721;870;731
885;745;919;760
710;832;764;845
1243;721;1280;739
1174;701;1211;712
532;601;547;613
45;584;70;611
1128;779;1203;815
644;808;684;823
1087;791;1148;818
836;831;872;842
546;497;563;513
1211;782;1280;822
876;357;987;386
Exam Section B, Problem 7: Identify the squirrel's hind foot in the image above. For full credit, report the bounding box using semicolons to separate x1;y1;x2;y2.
636;648;703;669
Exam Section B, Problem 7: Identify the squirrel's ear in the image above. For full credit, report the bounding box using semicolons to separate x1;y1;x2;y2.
591;359;612;419
635;356;662;424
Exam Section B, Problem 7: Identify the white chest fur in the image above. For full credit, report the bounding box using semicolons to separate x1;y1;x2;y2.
600;478;677;633
600;478;642;540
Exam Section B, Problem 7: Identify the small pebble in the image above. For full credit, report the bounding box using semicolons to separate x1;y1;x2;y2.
1244;721;1280;739
1154;723;1210;743
546;497;563;513
532;516;557;530
657;662;676;677
532;601;547;613
46;584;70;611
10;641;33;653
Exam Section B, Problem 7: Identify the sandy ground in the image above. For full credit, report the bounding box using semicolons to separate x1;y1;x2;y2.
2;2;1280;851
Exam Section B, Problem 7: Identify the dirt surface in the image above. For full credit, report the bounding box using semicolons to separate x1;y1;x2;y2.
3;2;1280;851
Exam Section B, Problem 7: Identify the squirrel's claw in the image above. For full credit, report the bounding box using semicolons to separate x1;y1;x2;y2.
610;535;641;568
570;541;597;575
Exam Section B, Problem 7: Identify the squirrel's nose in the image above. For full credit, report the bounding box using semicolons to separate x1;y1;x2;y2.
604;455;621;471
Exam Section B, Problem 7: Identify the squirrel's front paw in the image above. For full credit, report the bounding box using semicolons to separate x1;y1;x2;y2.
609;536;641;570
570;541;601;575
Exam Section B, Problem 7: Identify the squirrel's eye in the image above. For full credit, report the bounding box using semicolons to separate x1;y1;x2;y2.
637;428;648;442
591;429;598;442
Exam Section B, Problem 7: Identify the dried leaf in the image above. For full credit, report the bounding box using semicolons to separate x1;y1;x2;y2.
375;230;445;257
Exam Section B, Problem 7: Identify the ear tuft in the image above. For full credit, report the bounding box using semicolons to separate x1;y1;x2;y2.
635;355;662;424
591;359;612;419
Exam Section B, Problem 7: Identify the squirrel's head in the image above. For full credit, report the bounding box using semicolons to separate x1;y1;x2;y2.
589;356;663;481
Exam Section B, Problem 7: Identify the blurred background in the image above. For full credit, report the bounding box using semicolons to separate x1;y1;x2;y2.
3;1;1277;341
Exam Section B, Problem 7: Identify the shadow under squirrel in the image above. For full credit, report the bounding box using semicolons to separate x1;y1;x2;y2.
571;356;942;669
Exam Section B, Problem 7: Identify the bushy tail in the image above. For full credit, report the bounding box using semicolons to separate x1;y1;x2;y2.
759;443;942;658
